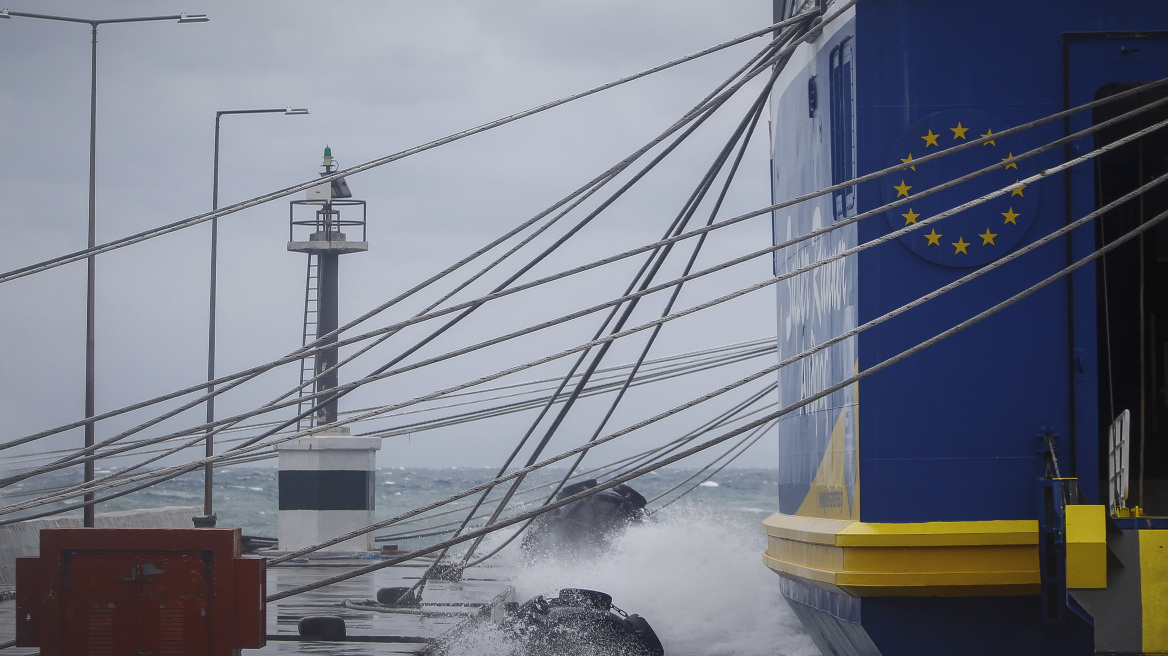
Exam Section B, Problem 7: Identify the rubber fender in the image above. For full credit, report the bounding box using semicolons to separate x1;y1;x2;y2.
613;484;648;509
557;479;598;500
518;594;550;616
557;588;612;611
297;616;346;641
377;586;421;607
625;614;665;656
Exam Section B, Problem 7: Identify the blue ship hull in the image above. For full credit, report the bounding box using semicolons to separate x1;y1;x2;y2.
765;1;1168;653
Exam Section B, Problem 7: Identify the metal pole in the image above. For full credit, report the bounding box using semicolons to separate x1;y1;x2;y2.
203;113;223;523
82;22;98;528
1;11;208;527
200;108;308;524
318;244;340;425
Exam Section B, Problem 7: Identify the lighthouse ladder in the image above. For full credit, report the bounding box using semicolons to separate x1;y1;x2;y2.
296;253;321;431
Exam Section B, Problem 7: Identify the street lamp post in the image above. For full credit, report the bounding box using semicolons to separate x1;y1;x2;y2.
0;10;209;527
199;107;309;527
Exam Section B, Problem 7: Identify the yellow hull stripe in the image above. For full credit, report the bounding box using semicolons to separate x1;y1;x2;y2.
764;509;1107;597
1141;529;1168;653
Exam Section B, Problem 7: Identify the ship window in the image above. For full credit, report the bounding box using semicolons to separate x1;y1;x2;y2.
829;37;856;220
1094;82;1168;514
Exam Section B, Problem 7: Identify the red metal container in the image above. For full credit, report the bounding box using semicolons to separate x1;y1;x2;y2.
16;528;265;655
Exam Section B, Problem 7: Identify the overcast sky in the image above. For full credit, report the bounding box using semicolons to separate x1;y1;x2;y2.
0;0;782;477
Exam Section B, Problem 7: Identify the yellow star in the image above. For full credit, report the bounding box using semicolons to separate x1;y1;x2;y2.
1011;179;1026;197
1002;152;1018;170
980;128;997;146
925;229;942;246
952;237;970;254
902;208;920;225
901;152;917;171
1002;207;1020;225
951;122;969;140
979;228;998;245
922;130;940;147
894;180;912;198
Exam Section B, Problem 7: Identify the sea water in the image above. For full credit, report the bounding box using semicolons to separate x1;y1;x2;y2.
3;466;819;656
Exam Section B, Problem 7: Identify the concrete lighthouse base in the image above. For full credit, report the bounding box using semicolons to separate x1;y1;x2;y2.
276;430;381;553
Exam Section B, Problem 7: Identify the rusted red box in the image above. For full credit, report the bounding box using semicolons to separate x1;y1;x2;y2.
16;528;265;655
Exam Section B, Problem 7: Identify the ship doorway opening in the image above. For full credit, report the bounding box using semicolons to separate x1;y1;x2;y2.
1094;82;1168;515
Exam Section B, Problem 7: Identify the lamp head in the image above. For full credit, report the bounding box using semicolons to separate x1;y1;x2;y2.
0;10;10;19
285;108;309;115
178;13;209;23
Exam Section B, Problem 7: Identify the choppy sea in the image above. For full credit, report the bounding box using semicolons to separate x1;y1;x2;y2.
4;466;819;656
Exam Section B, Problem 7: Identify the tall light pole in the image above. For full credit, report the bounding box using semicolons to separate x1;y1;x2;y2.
0;10;209;527
199;107;309;527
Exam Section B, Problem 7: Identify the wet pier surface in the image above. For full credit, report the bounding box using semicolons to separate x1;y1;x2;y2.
0;558;515;655
259;559;514;655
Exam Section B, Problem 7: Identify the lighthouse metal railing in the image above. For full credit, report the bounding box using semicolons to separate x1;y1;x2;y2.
288;198;367;243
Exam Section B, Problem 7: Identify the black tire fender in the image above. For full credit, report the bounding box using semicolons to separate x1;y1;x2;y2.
297;616;346;641
625;614;665;656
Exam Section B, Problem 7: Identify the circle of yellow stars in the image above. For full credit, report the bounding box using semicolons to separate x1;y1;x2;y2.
894;122;1025;256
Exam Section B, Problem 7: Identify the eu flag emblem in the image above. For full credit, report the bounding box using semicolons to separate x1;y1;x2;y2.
881;110;1039;268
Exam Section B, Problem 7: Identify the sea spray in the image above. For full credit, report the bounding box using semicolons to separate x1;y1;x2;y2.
440;621;521;656
482;500;818;656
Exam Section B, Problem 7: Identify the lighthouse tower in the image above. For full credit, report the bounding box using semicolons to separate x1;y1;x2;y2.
277;147;380;553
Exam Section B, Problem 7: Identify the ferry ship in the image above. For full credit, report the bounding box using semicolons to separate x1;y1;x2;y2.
763;0;1168;653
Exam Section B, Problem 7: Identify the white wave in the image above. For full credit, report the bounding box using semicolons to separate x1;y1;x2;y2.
477;503;818;656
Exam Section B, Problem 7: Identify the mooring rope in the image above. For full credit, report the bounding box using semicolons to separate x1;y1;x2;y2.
267;196;1168;601
6;114;1166;519
4;73;1164;464
0;9;822;286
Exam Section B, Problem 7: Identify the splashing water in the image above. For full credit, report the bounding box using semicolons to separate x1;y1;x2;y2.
440;621;523;656
452;502;818;656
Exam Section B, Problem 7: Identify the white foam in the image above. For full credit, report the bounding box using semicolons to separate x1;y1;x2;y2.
481;502;818;656
441;622;519;656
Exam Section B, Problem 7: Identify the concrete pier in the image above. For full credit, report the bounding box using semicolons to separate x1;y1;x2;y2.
0;505;200;588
